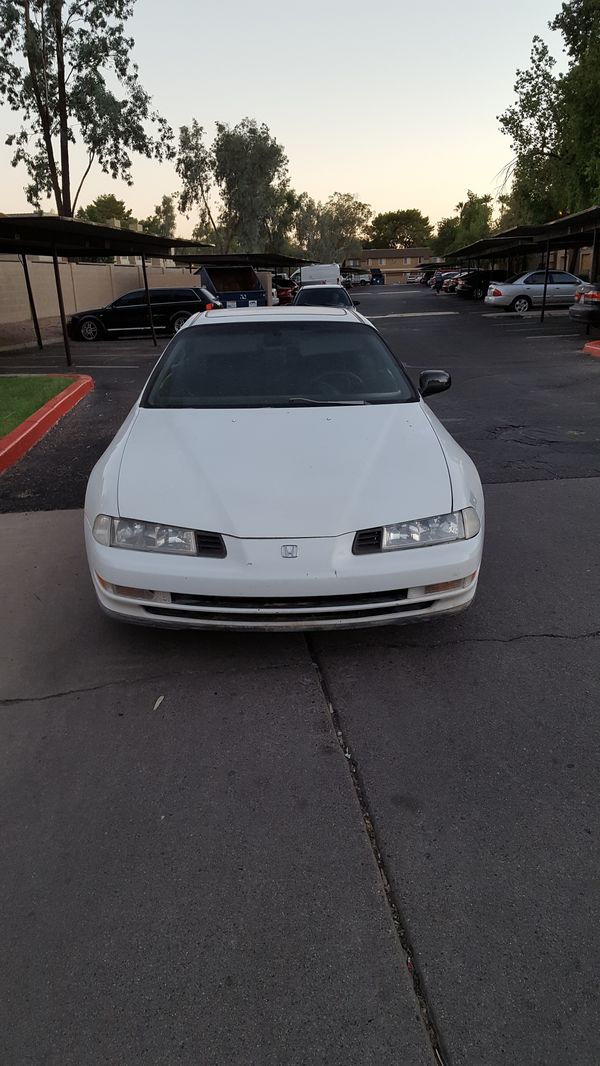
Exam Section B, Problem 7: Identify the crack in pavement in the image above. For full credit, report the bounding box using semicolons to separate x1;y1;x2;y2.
306;635;450;1066
0;659;304;707
319;629;600;655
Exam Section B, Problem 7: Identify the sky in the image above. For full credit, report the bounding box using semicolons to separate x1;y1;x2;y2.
0;0;564;237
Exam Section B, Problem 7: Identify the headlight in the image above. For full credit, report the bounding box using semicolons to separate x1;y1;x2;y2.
92;515;197;555
381;507;480;551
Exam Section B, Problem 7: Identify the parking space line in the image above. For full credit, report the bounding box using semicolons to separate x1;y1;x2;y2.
369;311;459;320
482;310;571;319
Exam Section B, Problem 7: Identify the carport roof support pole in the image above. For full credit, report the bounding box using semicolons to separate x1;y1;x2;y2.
141;253;157;348
591;226;599;283
52;248;72;366
20;254;43;350
540;239;551;324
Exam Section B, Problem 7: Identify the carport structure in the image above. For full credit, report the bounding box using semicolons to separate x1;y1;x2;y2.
451;205;600;322
172;252;312;271
0;215;211;365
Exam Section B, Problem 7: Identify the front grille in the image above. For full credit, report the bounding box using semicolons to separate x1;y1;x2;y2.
353;527;383;554
144;601;433;625
195;531;227;558
169;587;407;610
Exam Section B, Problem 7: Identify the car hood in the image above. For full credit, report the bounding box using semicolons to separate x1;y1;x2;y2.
71;306;106;319
117;404;452;538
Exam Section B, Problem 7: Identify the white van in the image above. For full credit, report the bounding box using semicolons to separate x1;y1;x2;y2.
291;263;341;286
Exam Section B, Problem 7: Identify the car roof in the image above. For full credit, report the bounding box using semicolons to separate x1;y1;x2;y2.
183;306;362;328
298;283;345;290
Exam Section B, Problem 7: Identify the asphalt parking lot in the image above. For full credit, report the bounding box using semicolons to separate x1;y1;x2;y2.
1;287;600;1065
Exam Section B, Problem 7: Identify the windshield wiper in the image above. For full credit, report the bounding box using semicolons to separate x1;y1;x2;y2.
282;396;370;406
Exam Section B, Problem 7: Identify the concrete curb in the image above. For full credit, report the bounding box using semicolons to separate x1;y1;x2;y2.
0;374;93;473
583;339;600;358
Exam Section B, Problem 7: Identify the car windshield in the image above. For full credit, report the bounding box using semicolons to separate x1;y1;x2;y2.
142;321;417;408
295;288;352;307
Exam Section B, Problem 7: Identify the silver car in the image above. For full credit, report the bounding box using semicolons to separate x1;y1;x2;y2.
484;269;585;313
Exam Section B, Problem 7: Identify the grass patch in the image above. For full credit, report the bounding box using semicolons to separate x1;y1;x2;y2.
0;375;75;437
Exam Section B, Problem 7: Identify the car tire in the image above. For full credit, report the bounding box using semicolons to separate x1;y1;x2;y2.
171;312;189;333
511;296;532;313
473;286;485;300
79;318;101;342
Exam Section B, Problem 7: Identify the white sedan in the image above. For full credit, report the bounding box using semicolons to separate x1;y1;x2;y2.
84;307;484;630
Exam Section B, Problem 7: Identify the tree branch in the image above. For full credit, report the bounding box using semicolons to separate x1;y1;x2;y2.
200;187;218;234
71;150;95;214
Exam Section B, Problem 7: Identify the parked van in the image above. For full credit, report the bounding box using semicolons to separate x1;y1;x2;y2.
291;263;341;286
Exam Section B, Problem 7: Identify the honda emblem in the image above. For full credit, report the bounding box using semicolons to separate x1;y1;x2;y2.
281;544;298;559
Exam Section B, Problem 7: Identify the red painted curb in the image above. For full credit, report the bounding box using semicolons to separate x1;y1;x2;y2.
0;374;94;473
583;340;600;358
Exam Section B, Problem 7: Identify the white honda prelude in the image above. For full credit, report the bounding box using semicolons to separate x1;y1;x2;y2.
84;307;484;631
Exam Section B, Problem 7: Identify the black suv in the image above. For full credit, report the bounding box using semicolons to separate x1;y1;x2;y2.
456;270;509;300
68;286;221;342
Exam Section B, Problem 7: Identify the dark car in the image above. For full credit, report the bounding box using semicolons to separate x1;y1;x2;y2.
420;269;437;285
569;282;600;327
68;286;221;342
292;284;358;309
444;270;475;293
370;268;385;285
456;269;510;300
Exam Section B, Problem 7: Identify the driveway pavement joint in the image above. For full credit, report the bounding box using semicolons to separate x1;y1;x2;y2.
307;635;451;1066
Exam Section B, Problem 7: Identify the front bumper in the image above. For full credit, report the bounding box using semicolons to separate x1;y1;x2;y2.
85;520;484;631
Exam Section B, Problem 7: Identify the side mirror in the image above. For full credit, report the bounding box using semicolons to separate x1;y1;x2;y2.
419;370;451;397
353;300;360;306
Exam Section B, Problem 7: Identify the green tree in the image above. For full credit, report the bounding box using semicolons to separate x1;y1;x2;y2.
293;192;322;257
212;118;290;252
0;0;173;216
498;36;567;222
176;119;219;238
366;209;433;248
177;117;292;253
77;193;135;226
454;191;494;247
175;117;294;251
431;216;460;257
262;186;301;255
551;0;600;207
141;194;176;237
295;192;371;262
430;193;493;256
498;1;600;220
176;120;370;258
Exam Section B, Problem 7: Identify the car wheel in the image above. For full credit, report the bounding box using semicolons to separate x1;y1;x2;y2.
79;318;101;342
171;312;189;333
473;286;485;300
511;296;532;313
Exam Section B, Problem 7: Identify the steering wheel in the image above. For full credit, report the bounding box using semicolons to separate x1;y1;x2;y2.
312;370;364;395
